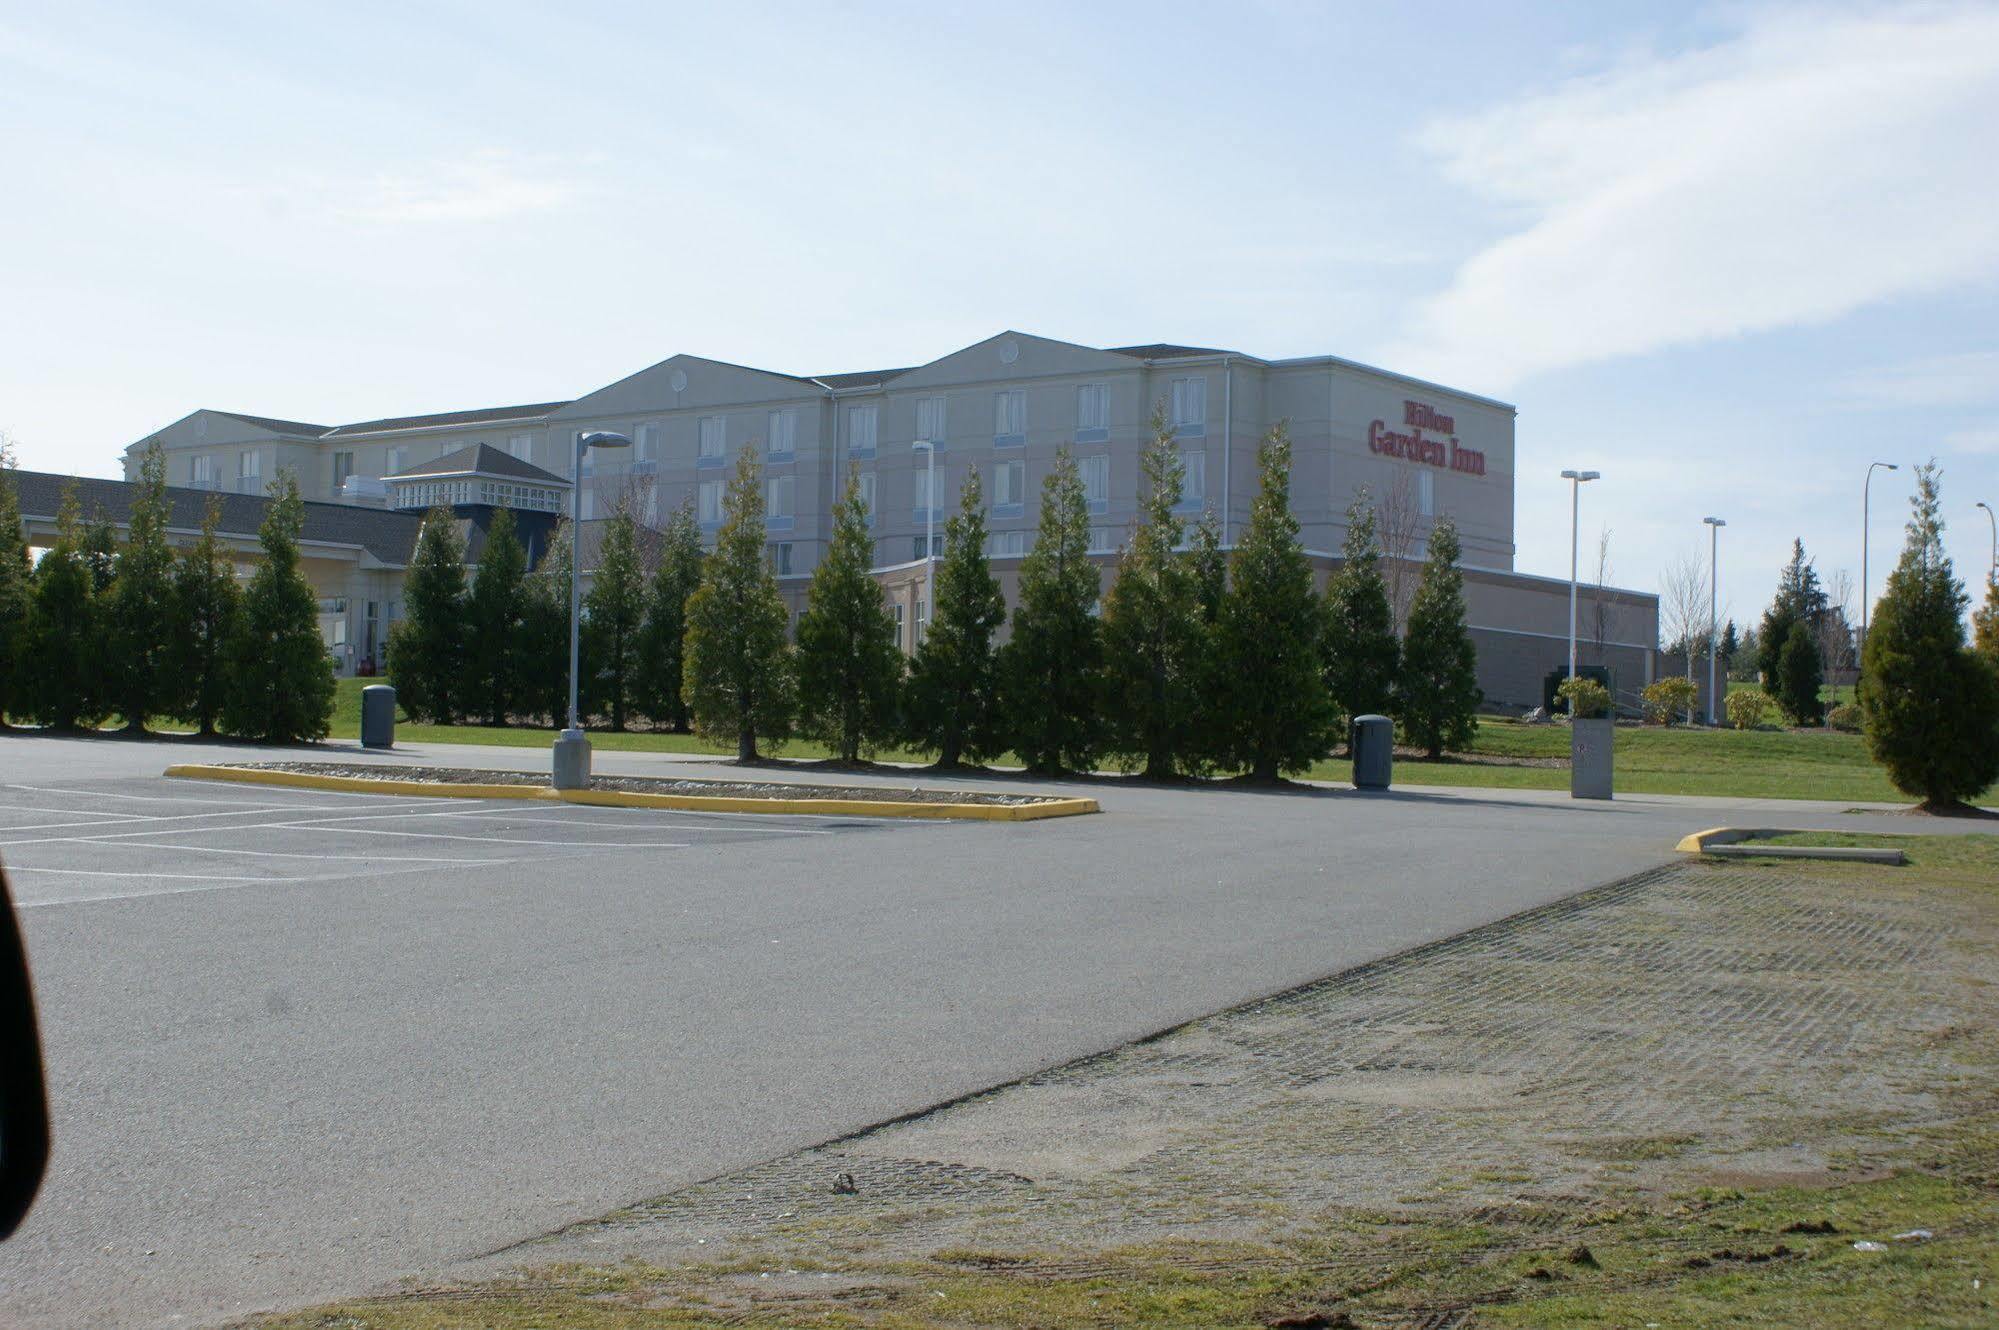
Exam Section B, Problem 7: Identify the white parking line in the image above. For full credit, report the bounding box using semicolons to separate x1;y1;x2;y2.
7;781;461;808
12;856;522;908
0;802;487;849
269;823;692;849
71;840;484;866
12;865;273;882
5;783;309;807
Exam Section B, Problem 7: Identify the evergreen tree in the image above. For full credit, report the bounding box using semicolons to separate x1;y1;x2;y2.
170;498;241;736
903;468;1007;768
684;447;794;759
517;519;573;728
636;499;702;731
23;487;104;731
0;460;29;727
1321;491;1400;731
796;468;902;762
1973;575;1998;671
1397;518;1483;758
582;502;647;730
109;440;178;732
1776;621;1825;726
389;508;469;724
996;448;1102;774
1100;414;1203;778
221;474;335;742
1213;424;1337;779
1757;539;1827;715
1857;462;1999;810
1719;619;1739;672
467;507;529;726
1183;506;1230;774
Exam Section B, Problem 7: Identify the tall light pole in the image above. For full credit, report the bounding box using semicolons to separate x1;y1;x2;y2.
1860;461;1899;677
1703;516;1726;725
1560;469;1601;686
553;429;632;789
1977;501;1996;587
912;440;937;646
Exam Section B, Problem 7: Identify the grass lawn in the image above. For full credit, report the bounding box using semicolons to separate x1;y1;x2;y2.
335;679;1989;806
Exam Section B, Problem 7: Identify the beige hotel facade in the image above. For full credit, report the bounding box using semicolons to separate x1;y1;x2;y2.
121;330;1661;710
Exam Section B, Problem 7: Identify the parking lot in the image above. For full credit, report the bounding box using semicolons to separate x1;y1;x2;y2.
1;776;915;909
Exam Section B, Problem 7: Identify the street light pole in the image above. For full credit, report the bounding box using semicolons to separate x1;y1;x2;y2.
1560;469;1601;688
912;440;936;646
1861;461;1899;677
554;429;632;789
1703;516;1726;725
1977;501;1996;587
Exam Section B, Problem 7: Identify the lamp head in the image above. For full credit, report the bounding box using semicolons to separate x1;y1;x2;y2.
1704;516;1726;527
1560;469;1601;482
1978;501;1992;512
911;440;933;454
579;431;632;451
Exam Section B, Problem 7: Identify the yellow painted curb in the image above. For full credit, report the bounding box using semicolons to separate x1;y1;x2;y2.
1674;826;1757;854
163;764;1099;822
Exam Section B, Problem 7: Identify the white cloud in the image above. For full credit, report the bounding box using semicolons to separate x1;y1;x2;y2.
1841;349;1999;407
1946;425;1999;454
1386;5;1999;390
332;152;581;225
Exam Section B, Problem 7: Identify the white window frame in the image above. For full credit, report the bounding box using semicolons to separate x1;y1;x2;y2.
387;446;408;477
993;458;1026;508
1178;449;1206;508
697;480;723;524
1418;469;1434;517
990;529;1029;557
1170;376;1207;432
766;408;797;457
915;395;946;444
189;454;214;487
698;415;726;462
767;474;795;520
1077;383;1109;435
848;404;879;456
634;422;660;464
994;388;1025;441
1080;453;1109;512
858;471;877;521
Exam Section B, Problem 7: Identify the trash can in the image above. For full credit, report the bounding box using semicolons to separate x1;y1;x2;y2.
360;685;396;750
1351;714;1393;790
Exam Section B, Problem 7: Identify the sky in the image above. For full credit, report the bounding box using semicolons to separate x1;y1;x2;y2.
2;0;1997;628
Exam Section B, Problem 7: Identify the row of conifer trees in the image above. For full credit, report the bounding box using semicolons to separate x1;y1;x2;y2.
0;443;336;741
392;413;1484;778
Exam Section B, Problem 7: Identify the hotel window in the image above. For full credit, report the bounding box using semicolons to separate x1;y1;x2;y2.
989;529;1029;557
1418;470;1434;517
892;602;906;649
1178;450;1206;509
911;534;942;561
915;396;945;444
848;404;878;458
773;542;794;576
332;452;354;491
992;458;1026;510
698;415;726;465
857;471;877;522
913;463;940;516
767;474;795;522
508;433;533;461
1170;376;1207;436
189;454;214;488
766;408;797;458
993;389;1025;444
1080;453;1109;514
697;480;722;525
1087;526;1119;554
387;446;408;477
634;422;660;472
1077;383;1109;441
238;449;262;492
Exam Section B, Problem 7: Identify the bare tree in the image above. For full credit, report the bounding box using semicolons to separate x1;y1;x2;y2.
1816;567;1857;677
1588;526;1619;667
1375;467;1421;634
1659;553;1709;681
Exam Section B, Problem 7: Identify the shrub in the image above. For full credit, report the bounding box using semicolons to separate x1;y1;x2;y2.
1641;676;1699;725
1395;518;1481;758
1724;689;1770;730
1557;675;1611;719
1826;702;1862;733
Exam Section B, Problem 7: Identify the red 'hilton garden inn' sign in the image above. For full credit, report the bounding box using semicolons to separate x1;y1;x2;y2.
1367;401;1487;476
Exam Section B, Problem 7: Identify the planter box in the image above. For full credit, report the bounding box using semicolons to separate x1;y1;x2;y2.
1571;717;1614;800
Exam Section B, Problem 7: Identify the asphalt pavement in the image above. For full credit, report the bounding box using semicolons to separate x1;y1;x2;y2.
0;731;1980;1328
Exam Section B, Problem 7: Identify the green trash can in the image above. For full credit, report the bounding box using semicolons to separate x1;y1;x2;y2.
1351;714;1392;790
360;685;396;750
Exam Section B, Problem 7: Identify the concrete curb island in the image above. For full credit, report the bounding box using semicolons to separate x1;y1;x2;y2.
1673;825;1907;863
163;763;1101;822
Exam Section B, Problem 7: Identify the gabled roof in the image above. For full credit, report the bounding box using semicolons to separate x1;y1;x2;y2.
1107;343;1241;361
811;366;916;391
323;401;569;439
385;442;569;486
10;469;424;566
212;411;332;437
